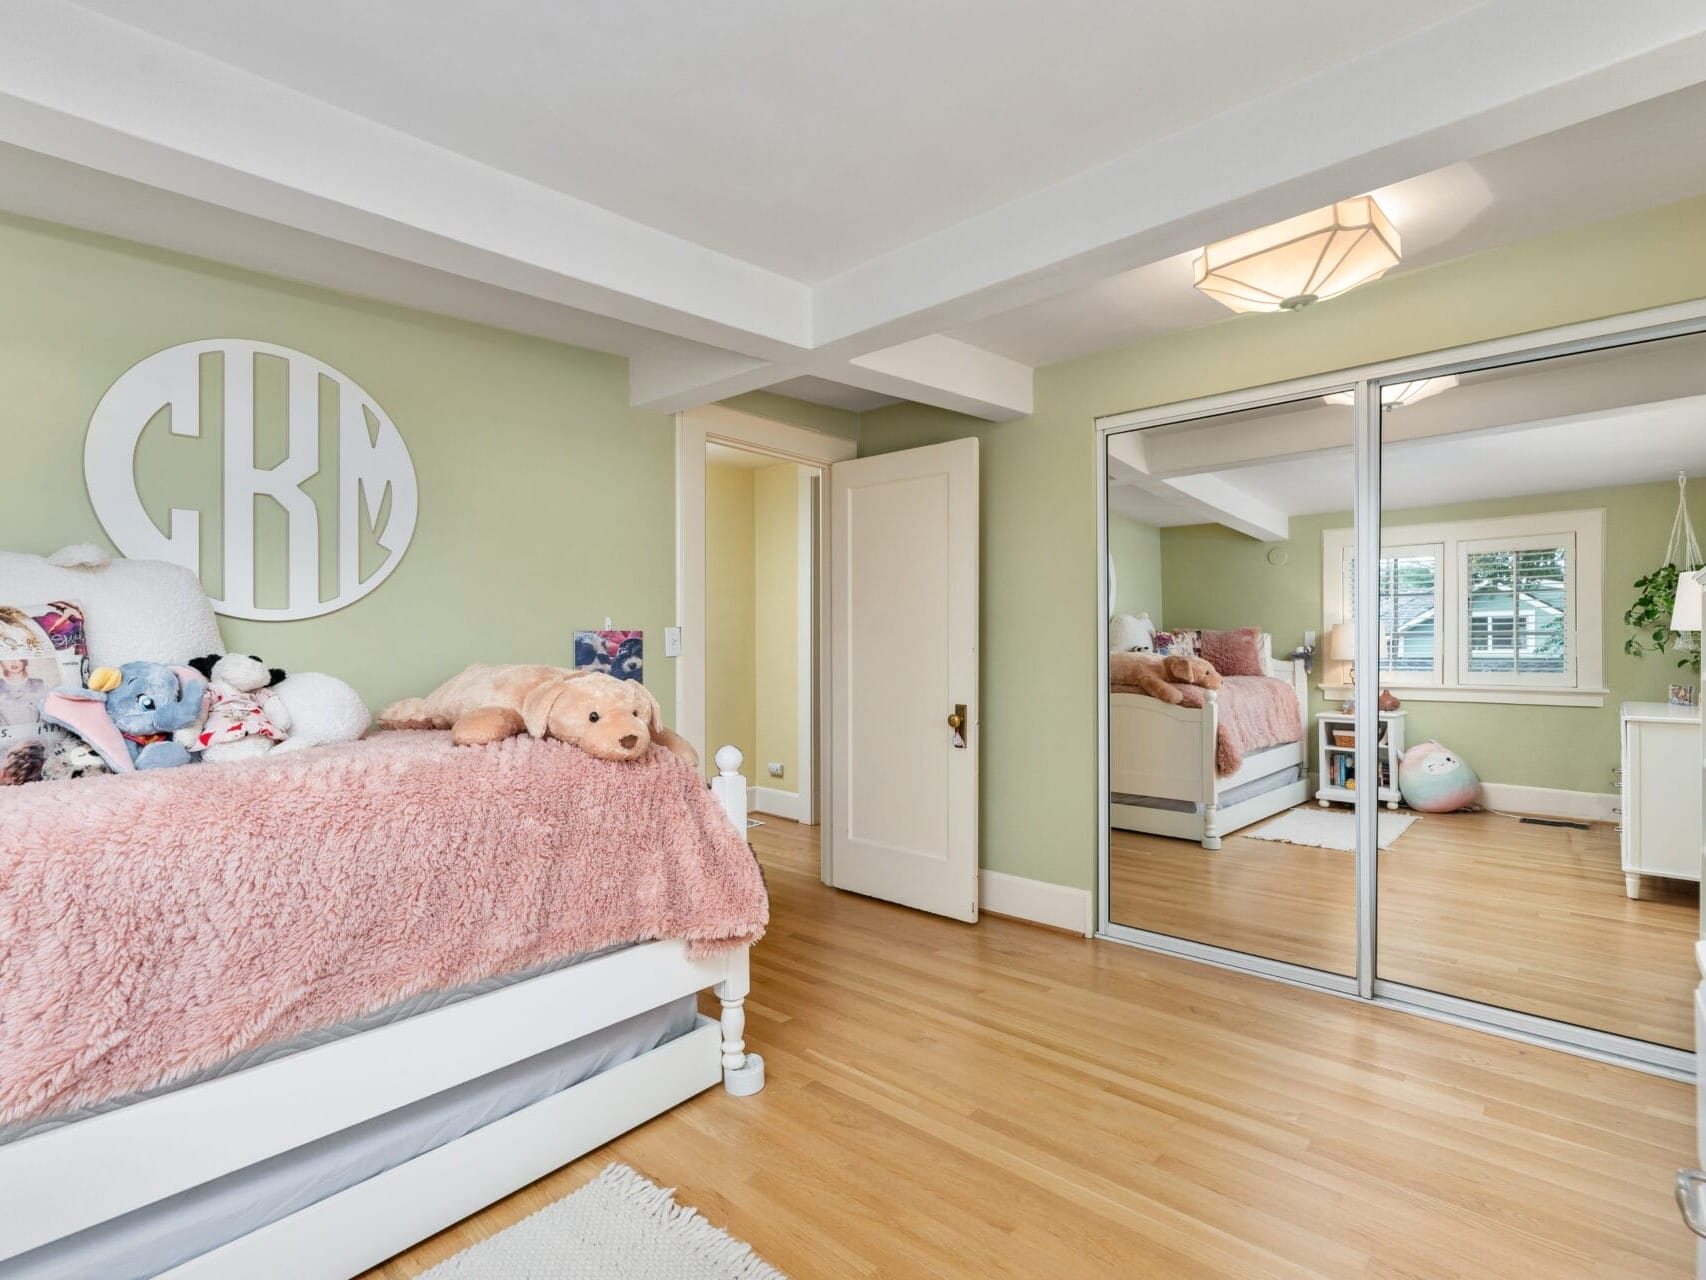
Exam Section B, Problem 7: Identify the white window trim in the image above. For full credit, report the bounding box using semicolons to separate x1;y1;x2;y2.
1322;508;1605;708
1456;531;1576;688
1338;539;1444;688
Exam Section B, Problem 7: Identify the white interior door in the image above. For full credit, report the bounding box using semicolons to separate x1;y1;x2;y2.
829;438;979;921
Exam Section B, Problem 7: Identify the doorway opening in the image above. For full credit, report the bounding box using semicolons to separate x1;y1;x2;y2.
703;440;819;825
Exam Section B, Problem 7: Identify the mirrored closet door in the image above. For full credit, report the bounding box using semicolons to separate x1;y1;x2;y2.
1104;394;1360;978
1373;330;1706;1052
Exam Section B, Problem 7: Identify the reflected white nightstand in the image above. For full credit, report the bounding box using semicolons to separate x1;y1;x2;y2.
1316;710;1404;810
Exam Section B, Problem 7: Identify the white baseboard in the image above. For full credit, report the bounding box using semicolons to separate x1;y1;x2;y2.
1479;782;1619;824
980;869;1094;937
748;784;807;823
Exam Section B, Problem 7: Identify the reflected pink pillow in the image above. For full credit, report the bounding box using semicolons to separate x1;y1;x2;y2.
1197;627;1265;677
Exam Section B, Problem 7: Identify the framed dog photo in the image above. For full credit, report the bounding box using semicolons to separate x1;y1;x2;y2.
574;629;643;683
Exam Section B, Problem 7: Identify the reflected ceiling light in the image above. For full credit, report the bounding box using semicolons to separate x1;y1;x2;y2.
1193;196;1400;314
1323;375;1457;408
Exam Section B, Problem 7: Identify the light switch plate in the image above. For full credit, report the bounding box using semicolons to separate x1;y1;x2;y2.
663;626;682;657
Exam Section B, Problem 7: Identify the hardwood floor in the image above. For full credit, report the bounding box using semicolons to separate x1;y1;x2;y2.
1110;809;1699;1049
364;817;1694;1278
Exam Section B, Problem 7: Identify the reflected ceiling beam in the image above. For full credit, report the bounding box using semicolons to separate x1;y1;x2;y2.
1108;428;1287;539
1162;475;1289;542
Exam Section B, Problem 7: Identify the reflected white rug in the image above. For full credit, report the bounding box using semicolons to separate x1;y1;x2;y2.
1246;807;1419;851
423;1163;786;1279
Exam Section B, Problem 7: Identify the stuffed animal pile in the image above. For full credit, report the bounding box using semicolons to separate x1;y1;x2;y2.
40;652;369;776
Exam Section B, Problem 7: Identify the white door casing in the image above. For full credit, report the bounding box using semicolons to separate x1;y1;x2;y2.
829;438;979;921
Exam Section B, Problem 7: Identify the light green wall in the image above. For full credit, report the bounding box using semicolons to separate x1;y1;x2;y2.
1161;479;1706;794
859;196;1706;892
704;462;757;775
753;463;802;796
1108;514;1162;622
0;214;680;720
0;212;848;732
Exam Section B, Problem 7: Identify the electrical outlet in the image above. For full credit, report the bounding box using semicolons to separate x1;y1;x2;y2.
1304;629;1316;650
663;626;682;657
767;762;784;778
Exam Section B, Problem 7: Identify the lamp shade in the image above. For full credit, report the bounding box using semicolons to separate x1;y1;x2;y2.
1194;196;1400;314
1327;621;1356;661
1671;568;1704;633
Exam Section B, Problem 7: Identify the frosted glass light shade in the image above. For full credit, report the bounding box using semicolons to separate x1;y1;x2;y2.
1671;568;1704;633
1193;196;1400;314
1323;375;1457;408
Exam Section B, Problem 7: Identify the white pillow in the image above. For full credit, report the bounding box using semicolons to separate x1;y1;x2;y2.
1109;612;1154;653
0;545;223;667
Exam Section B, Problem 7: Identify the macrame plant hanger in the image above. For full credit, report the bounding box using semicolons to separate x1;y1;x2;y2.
1665;471;1703;650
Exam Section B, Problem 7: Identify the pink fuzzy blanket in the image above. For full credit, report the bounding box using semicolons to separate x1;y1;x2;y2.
0;731;767;1128
1113;674;1302;775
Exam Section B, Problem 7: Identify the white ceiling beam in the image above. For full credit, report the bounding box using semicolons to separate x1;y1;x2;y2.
810;0;1706;352
0;0;813;358
840;336;1032;420
629;345;795;413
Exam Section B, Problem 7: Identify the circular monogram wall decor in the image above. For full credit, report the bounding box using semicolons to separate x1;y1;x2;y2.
85;339;418;621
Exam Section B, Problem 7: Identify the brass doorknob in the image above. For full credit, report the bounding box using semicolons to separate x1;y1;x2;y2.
947;712;963;731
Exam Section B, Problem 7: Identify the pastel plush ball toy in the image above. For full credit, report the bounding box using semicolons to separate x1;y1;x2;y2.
1398;740;1481;813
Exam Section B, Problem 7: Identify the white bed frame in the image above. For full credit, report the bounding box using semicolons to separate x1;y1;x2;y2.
1110;636;1310;849
0;749;763;1279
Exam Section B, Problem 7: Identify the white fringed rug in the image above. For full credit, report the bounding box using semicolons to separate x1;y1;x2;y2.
1246;807;1419;851
422;1164;786;1279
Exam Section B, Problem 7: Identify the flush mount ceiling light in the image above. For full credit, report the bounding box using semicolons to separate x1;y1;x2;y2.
1323;375;1457;408
1193;195;1400;314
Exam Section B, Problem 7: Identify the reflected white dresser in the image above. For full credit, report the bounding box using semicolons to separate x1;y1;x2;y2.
1619;700;1702;899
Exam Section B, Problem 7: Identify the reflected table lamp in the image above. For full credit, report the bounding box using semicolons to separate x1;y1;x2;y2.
1328;622;1356;688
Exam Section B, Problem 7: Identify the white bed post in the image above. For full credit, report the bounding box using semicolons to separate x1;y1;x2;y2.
711;744;748;833
708;744;765;1096
1201;690;1223;850
715;946;764;1096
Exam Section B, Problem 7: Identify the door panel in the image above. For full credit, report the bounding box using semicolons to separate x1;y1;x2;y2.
830;439;978;921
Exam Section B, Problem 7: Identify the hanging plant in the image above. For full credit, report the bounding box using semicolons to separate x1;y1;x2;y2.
1625;473;1703;672
1624;563;1696;667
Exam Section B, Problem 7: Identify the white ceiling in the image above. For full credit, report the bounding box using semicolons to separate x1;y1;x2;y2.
956;81;1706;366
6;3;1706;417
64;0;1476;283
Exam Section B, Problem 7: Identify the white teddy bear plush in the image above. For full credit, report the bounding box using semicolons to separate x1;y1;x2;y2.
182;653;293;763
179;653;372;763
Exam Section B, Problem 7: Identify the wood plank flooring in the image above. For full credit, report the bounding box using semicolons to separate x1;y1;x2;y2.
366;819;1694;1279
1110;809;1698;1048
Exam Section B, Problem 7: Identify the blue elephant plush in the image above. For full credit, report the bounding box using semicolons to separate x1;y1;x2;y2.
43;662;208;772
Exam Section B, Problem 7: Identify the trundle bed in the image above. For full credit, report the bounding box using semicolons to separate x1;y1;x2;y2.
0;732;766;1280
1109;633;1309;850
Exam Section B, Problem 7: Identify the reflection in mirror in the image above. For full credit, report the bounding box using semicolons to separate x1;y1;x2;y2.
1373;331;1706;1049
1106;395;1356;975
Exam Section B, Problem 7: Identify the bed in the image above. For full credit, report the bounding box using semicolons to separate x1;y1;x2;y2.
1109;632;1309;849
0;675;766;1277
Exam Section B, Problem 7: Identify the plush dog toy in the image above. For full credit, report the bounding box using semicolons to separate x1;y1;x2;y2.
181;653;292;762
1108;651;1222;705
43;662;208;771
379;664;698;765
